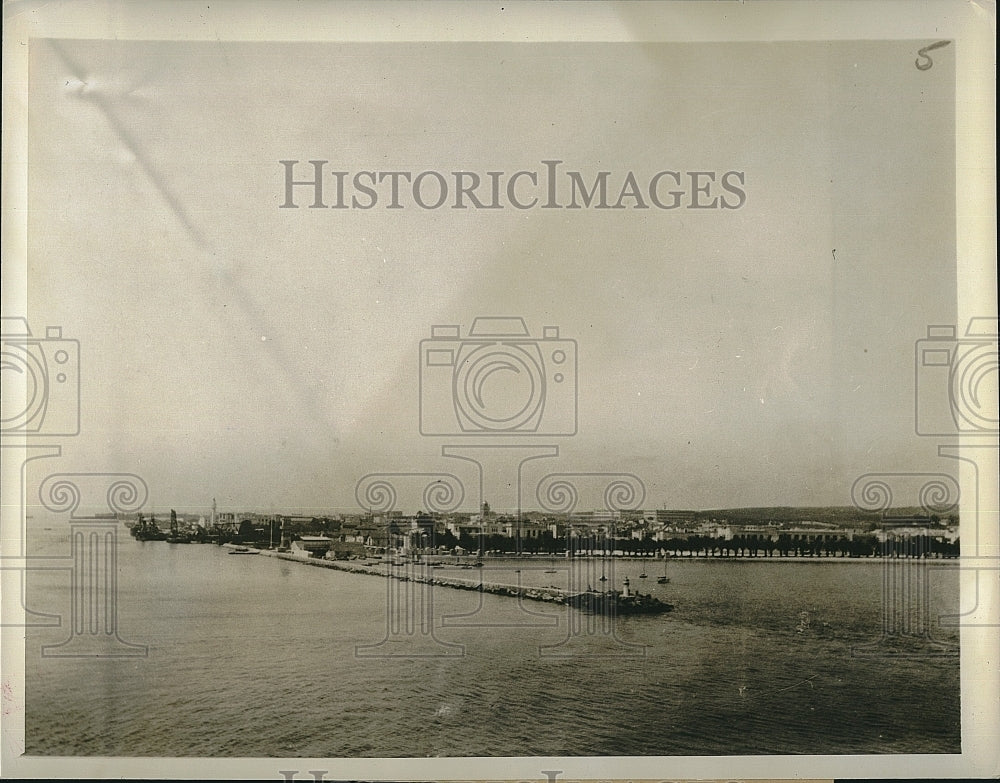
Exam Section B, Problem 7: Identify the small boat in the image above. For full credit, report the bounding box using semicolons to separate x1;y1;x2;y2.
657;557;670;584
639;570;648;579
228;546;258;555
565;589;673;616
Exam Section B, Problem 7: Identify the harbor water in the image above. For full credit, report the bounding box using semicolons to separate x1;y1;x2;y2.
23;519;960;757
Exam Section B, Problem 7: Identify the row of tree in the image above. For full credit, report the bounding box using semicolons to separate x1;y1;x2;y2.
434;531;961;559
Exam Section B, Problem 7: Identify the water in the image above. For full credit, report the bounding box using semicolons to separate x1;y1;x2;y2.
22;520;960;756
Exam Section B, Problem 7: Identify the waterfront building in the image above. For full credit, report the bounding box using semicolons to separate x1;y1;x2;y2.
290;535;335;559
784;526;855;544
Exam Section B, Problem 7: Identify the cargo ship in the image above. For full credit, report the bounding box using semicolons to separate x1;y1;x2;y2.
131;513;167;542
165;509;192;544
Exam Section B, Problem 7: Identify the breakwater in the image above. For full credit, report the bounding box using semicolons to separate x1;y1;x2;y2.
232;546;672;613
241;546;577;604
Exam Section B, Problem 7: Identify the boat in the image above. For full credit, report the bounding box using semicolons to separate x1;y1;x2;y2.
165;509;193;544
228;546;258;555
565;588;673;616
132;513;168;541
657;556;670;584
544;556;557;574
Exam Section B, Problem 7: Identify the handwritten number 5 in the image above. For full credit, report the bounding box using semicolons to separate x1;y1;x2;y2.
916;40;951;71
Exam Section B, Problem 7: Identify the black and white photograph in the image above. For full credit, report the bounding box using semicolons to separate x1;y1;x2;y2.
1;2;996;780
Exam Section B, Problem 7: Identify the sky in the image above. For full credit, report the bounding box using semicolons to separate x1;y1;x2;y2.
21;39;957;514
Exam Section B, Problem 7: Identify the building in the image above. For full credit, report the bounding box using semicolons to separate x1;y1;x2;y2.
290;535;335;559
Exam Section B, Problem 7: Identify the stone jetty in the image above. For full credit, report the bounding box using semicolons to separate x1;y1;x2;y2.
228;545;673;614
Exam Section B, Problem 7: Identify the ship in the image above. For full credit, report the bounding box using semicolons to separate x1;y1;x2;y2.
565;577;673;616
165;509;192;544
131;513;167;541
